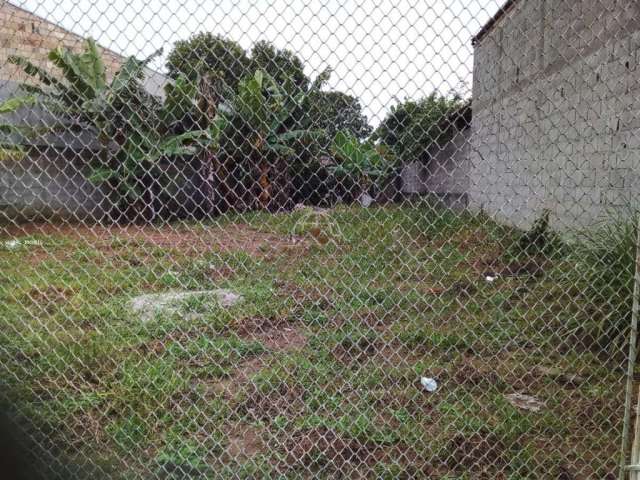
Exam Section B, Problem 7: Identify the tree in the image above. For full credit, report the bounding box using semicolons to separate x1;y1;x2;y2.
329;130;394;198
1;38;224;223
308;90;372;141
249;41;309;93
373;92;464;163
217;69;328;211
166;33;250;90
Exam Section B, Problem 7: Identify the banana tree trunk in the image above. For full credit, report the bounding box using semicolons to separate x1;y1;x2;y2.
257;156;292;212
258;160;271;210
195;150;216;218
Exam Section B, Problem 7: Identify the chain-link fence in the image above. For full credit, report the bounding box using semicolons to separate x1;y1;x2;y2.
0;0;639;478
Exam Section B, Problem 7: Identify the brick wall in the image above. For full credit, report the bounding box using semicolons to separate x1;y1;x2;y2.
0;1;167;96
470;0;640;230
0;1;123;84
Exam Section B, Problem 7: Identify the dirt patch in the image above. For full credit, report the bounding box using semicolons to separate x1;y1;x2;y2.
234;316;307;351
284;426;379;468
447;431;506;473
198;356;267;402
136;328;203;356
27;285;75;306
333;338;404;366
223;424;265;461
246;379;308;421
275;280;333;306
5;222;308;259
451;356;501;388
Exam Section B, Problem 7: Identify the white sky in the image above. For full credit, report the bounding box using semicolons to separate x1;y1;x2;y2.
12;0;503;126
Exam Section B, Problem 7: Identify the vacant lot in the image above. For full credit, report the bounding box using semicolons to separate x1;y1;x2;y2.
0;205;625;478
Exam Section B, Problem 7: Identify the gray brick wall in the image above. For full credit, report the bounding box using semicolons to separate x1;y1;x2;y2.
0;1;167;97
470;0;640;230
0;148;108;221
0;1;169;220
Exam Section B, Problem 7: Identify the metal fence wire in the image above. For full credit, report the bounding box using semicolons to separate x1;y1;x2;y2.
1;0;640;478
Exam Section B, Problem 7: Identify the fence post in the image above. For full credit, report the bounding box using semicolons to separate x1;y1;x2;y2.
622;213;640;480
631;385;640;480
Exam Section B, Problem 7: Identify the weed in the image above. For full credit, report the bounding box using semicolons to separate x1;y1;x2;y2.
567;211;637;351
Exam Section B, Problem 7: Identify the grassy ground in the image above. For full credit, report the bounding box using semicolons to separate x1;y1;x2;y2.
0;203;627;479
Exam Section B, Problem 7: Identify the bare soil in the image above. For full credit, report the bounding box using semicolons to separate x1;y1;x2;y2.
4;222;308;259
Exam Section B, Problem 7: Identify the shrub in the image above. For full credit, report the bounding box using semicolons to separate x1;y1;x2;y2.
507;209;565;260
373;92;466;164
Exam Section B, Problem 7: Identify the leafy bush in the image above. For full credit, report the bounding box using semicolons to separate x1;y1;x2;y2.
0;39;225;222
507;209;565;259
329;131;395;197
373;92;465;163
217;69;328;211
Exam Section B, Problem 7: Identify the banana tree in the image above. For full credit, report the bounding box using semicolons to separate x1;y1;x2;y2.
0;38;224;222
330;130;395;201
218;69;327;211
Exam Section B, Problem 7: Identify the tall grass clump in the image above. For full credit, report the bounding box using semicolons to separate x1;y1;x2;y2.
570;212;638;351
506;209;566;260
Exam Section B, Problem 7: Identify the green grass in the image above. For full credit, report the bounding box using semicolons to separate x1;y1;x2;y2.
0;203;627;478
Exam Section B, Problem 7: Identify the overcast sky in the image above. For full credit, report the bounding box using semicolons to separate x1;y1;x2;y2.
12;0;502;125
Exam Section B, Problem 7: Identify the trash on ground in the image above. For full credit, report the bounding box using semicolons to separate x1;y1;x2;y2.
358;193;374;207
2;238;42;250
505;393;544;412
420;377;438;392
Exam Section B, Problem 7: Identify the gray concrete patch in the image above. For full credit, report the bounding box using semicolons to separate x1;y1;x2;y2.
130;289;243;322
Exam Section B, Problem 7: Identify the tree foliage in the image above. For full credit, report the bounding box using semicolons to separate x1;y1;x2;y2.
249;41;309;93
217;68;327;211
373;92;464;163
308;90;372;142
330;130;392;189
166;33;250;89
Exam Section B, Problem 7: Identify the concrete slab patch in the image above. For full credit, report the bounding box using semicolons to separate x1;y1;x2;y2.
130;289;242;322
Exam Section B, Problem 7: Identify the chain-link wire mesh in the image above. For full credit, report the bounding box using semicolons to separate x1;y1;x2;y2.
0;0;639;478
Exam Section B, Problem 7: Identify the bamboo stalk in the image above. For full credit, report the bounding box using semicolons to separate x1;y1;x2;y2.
621;213;640;480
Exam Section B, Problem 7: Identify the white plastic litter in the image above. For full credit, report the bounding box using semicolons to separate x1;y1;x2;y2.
420;377;438;392
358;193;374;208
485;275;497;282
4;239;20;250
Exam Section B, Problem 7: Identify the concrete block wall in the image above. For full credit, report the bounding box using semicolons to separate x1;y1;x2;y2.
400;129;470;204
470;0;640;230
0;148;108;221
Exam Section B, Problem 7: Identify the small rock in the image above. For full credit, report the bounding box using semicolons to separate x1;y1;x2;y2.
505;393;545;412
